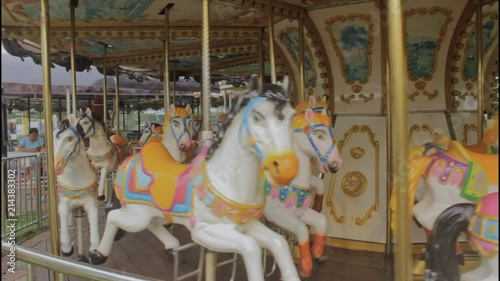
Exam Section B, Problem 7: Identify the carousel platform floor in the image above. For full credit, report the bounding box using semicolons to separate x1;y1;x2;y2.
2;224;395;281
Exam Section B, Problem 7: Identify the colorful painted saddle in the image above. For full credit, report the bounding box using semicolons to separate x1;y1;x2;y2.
468;193;498;258
424;141;498;201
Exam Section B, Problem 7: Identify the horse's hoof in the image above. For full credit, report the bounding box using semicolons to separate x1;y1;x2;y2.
61;246;74;257
457;253;465;265
89;250;108;265
166;249;185;265
311;258;320;272
114;229;126;241
97;195;106;201
297;265;311;280
76;254;89;263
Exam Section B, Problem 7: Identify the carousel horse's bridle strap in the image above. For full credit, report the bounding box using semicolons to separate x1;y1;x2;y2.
294;123;336;165
66;126;82;161
483;140;499;154
240;96;267;161
144;125;162;143
79;115;95;137
170;116;190;144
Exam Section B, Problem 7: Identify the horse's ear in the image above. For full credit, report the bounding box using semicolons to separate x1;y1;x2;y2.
248;74;260;92
322;94;328;102
282;75;291;99
68;114;77;127
309;95;317;106
168;104;176;116
147;120;151;127
305;108;315;124
52;114;58;126
85;107;92;117
185;104;192;115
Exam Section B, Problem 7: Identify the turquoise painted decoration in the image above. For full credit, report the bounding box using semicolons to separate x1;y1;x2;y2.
280;29;317;88
463;19;498;80
404;8;452;81
338;25;370;84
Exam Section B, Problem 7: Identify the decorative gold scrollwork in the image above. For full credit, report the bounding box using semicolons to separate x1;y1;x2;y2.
409;124;437;142
327;125;379;225
462;124;477;145
342;171;367;197
340;94;356;104
350;147;365;159
358;93;375;103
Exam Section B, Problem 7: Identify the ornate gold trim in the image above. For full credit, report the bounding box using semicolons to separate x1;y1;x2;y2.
350;147;365;159
404;7;453;82
461;12;499;82
462;124;477;145
342;171;367;198
325;14;374;85
340;94;356;104
358;93;375;103
409;124;437;141
326;125;379;225
325;236;385;253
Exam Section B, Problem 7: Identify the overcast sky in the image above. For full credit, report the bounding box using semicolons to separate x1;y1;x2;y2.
1;45;104;86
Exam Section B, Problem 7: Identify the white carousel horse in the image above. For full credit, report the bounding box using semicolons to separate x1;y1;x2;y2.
89;75;303;281
77;108;119;201
425;192;498;281
53;114;99;261
263;95;343;278
390;123;498;240
160;104;194;164
138;121;163;147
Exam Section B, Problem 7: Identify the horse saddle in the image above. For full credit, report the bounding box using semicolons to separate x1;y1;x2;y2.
141;142;188;210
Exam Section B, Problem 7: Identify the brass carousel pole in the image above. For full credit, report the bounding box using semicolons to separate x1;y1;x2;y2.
115;65;120;134
259;28;265;85
298;17;305;103
40;1;61;280
201;0;215;277
162;3;174;110
173;64;176;106
387;0;411;280
267;0;276;84
476;4;484;138
69;0;78;115
102;44;108;127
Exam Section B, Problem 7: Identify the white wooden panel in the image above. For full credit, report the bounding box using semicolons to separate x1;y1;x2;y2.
408;112;451;147
449;112;479;145
323;116;387;243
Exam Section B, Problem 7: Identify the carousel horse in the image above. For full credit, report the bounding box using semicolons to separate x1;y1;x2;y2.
402;115;499;260
263;95;342;278
110;133;129;163
138;121;163;147
425;192;498;281
78;108;119;201
53;114;99;261
159;104;194;163
390;133;498;241
89;75;303;281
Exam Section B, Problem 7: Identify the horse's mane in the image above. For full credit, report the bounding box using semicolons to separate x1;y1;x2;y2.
56;119;71;139
206;83;289;159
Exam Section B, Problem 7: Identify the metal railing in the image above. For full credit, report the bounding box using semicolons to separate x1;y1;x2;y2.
1;242;162;281
2;152;49;239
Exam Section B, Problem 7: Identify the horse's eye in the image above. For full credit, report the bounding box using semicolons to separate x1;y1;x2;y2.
67;136;74;142
83;121;89;125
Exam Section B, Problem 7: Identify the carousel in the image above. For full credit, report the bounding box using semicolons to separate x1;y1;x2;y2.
0;0;498;281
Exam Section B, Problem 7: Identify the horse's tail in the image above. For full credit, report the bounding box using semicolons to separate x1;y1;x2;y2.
425;203;475;281
390;156;432;236
105;188;126;241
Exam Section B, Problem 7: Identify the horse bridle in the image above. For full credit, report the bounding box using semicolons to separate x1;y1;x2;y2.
169;116;191;145
63;126;82;162
78;115;95;138
294;122;336;165
143;124;162;143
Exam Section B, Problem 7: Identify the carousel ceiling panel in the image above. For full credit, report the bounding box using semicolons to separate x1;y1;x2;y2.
1;0;279;27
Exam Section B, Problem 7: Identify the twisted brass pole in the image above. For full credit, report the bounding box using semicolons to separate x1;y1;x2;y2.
69;0;78;115
40;1;61;280
476;4;484;138
267;0;276;84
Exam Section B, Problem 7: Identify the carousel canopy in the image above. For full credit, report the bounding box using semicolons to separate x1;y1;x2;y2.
0;0;361;83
